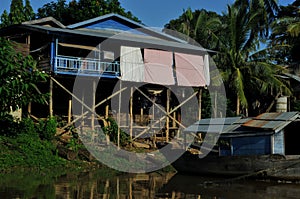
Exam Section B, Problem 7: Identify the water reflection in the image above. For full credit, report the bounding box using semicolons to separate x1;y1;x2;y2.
54;172;174;199
1;171;300;199
159;174;300;199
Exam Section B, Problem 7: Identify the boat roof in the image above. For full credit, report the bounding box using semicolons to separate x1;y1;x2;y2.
184;112;300;137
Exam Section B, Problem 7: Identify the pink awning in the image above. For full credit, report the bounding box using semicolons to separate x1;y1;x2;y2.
144;49;175;85
175;53;206;87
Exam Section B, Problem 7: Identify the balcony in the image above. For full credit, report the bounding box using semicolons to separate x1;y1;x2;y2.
54;55;120;78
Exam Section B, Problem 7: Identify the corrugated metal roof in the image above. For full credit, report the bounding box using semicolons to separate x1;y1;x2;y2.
242;112;299;132
184;117;247;133
6;24;211;55
184;112;300;136
67;13;188;43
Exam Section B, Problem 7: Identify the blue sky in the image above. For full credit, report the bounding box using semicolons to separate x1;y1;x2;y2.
0;0;295;27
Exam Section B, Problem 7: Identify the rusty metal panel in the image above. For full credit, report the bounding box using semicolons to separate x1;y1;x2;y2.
242;112;299;131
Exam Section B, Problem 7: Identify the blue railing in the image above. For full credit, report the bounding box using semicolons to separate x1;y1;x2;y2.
54;55;120;77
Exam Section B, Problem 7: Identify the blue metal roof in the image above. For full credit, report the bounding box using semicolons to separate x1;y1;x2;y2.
67;13;188;43
184;117;246;133
11;24;210;54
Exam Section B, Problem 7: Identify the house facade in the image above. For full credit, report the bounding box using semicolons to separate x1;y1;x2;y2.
0;14;211;143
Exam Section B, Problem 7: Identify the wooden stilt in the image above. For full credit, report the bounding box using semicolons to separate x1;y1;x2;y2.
68;99;72;124
51;77;101;118
91;80;96;130
215;91;218;117
173;112;176;128
130;87;133;140
60;87;127;131
117;81;122;149
140;108;143;124
27;102;31;118
198;88;202;120
166;89;170;142
135;87;185;129
105;104;109;119
81;92;85;127
49;78;53;117
129;178;133;199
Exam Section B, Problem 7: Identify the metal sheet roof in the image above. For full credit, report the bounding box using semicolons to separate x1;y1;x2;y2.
184;117;247;133
242;112;299;132
67;13;188;43
6;24;211;55
184;112;300;136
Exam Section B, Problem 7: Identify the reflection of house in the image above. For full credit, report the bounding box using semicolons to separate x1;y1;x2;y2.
0;13;211;143
184;112;300;156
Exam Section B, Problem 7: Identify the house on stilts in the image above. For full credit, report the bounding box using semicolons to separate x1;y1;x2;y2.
0;13;211;146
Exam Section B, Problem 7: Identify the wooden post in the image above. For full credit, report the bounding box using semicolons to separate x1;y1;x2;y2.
215;91;218;117
130;87;133;140
117;81;122;150
105;104;109;119
49;78;53;117
68;99;72;124
198;88;202;120
173;111;176;128
140;108;143;124
166;89;170;142
129;178;133;199
81;91;85;127
91;80;96;131
27;102;31;118
117;177;120;199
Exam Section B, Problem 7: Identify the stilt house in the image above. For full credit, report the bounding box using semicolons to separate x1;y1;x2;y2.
0;13;211;143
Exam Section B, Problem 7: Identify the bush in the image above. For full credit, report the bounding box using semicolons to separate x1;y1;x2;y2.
36;117;57;141
102;117;130;146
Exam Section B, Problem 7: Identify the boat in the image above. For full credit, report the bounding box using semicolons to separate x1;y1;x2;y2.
172;112;300;180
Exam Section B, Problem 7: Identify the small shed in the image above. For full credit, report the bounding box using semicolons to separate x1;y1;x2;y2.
184;112;300;156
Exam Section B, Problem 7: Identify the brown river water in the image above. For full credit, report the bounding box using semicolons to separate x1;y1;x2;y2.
1;170;300;198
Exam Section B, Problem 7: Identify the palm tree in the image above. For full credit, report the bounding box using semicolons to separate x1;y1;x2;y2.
215;4;290;116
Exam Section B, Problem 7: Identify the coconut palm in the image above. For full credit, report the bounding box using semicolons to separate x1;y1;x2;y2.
215;4;290;115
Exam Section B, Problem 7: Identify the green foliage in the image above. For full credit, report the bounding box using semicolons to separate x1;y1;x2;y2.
0;10;10;28
165;1;291;116
0;37;48;117
9;0;25;24
0;0;35;27
269;0;300;68
24;0;35;21
0;134;65;171
102;117;129;146
37;0;141;25
0;116;56;140
36;117;57;141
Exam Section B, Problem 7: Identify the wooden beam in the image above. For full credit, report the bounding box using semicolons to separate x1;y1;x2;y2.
117;81;122;149
135;86;185;128
49;78;53;117
166;89;170;142
60;87;127;131
51;76;101;118
130;87;133;140
132;116;167;141
198;88;202;120
105;104;109;119
68;99;72;124
91;80;96;130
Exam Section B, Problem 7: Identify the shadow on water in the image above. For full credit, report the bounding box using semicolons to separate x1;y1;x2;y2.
1;171;300;199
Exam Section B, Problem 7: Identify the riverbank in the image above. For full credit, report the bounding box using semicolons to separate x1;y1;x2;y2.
0;131;175;175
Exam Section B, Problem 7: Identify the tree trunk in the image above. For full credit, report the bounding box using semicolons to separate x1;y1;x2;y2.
236;95;240;116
